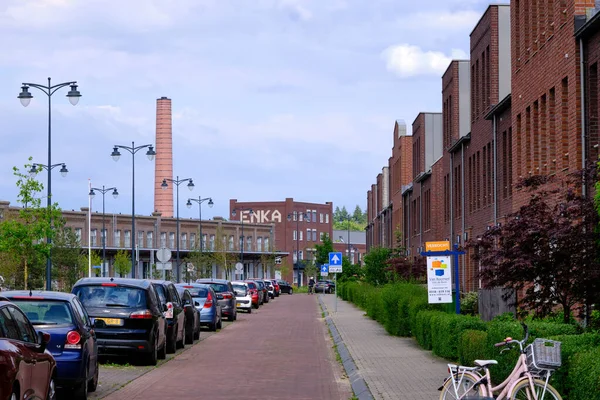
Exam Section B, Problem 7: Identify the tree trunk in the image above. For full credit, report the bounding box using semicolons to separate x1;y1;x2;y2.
562;302;571;324
23;259;28;291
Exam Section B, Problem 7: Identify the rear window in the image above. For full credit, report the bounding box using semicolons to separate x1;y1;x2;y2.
74;285;147;308
186;287;208;298
232;284;246;292
10;300;74;326
246;282;256;289
205;283;229;293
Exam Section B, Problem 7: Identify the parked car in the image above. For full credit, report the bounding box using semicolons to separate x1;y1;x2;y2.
263;280;275;299
315;281;333;294
196;279;237;321
277;280;293;295
149;280;186;353
174;285;201;344
230;281;252;313
249;279;269;304
4;290;99;399
244;281;261;309
179;283;222;331
270;279;281;297
72;277;167;366
0;298;56;400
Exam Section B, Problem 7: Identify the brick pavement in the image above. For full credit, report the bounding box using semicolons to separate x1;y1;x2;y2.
103;295;352;400
319;294;449;400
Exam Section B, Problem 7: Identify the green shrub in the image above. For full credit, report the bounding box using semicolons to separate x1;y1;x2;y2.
458;330;488;366
431;313;487;360
567;346;600;400
461;291;479;316
415;310;445;350
365;286;384;322
381;284;403;335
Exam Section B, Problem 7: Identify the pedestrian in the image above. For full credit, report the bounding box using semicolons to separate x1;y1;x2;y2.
308;276;315;295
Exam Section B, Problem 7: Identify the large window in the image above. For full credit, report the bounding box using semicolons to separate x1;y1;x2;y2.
147;232;153;248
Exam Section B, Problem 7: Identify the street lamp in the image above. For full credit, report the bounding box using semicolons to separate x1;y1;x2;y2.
287;211;311;287
111;142;156;278
231;207;253;280
162;176;195;282
19;77;81;290
186;196;214;252
89;186;119;277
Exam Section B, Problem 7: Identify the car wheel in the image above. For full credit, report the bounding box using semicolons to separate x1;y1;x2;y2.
247;306;252;314
73;363;88;399
289;288;293;295
193;323;200;340
158;334;167;360
47;376;57;400
216;316;223;329
166;326;177;354
11;386;18;400
145;334;158;366
185;321;194;345
88;359;99;392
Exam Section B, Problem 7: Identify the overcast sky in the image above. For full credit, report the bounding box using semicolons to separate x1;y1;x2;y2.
0;0;496;221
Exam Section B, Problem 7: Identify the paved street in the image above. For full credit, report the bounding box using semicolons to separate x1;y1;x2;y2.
319;294;449;400
103;294;352;400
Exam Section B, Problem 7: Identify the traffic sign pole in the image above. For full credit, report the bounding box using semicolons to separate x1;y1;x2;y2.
328;252;343;313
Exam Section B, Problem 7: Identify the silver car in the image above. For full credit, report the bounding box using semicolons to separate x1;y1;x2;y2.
196;279;238;322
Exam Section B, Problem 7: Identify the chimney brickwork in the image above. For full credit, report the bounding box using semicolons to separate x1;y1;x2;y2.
154;97;174;218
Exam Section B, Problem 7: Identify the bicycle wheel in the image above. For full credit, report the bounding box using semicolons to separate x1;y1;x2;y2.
439;373;485;400
509;378;562;400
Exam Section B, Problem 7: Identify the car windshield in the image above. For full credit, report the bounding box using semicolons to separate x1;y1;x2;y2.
232;284;246;292
10;300;73;326
74;285;147;308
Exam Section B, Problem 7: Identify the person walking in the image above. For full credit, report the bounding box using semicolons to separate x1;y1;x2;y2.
308;276;315;295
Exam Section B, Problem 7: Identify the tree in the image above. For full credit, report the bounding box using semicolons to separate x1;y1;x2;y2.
52;227;84;290
0;159;63;290
337;256;363;282
352;205;363;223
184;231;213;280
209;225;236;280
334;206;342;223
363;246;392;286
340;206;350;222
315;233;334;266
113;250;131;277
470;170;600;323
385;230;426;283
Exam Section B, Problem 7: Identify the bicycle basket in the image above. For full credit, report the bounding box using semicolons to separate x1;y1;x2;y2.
525;338;562;371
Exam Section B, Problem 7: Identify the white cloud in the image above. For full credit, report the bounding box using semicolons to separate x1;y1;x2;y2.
381;44;468;78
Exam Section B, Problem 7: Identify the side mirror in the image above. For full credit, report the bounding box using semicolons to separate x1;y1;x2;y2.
37;331;50;352
194;301;200;307
162;304;168;312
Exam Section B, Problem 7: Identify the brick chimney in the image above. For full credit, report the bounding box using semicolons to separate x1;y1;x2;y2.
154;97;173;217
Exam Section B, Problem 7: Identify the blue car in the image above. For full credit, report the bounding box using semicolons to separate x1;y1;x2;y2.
3;290;99;399
176;284;222;331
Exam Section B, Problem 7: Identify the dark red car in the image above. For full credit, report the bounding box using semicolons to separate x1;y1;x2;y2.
0;299;56;400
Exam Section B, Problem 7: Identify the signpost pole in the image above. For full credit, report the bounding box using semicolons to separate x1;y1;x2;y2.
334;272;337;313
453;243;461;315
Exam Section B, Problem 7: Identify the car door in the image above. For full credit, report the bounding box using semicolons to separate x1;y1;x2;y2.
72;297;98;375
167;285;185;340
148;286;166;349
7;306;52;398
0;306;34;397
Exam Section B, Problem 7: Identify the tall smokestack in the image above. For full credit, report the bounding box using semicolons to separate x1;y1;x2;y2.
154;96;173;217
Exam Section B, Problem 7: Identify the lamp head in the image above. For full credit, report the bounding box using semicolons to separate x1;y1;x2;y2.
66;83;81;106
208;198;214;208
59;164;68;177
112;188;119;199
231;209;236;217
146;146;156;161
161;179;168;190
186;199;192;209
287;213;292;222
187;179;194;191
89;189;95;199
28;164;38;177
18;85;33;107
111;147;121;162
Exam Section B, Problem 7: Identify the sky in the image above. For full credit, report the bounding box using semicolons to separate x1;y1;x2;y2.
0;0;497;221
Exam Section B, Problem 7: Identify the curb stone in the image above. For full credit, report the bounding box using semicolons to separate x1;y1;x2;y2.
318;296;374;400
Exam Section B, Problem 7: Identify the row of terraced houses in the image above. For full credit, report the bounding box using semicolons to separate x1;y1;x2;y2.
366;1;600;293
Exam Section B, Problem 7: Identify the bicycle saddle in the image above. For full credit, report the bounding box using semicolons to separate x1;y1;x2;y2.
474;359;498;367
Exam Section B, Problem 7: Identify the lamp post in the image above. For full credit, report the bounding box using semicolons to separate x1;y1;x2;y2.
347;215;352;264
89;186;119;277
161;176;195;282
287;211;310;287
19;77;81;290
186;196;214;252
111;142;156;278
231;207;253;280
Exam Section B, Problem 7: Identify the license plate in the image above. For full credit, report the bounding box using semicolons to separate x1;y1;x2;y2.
236;303;241;307
95;318;123;326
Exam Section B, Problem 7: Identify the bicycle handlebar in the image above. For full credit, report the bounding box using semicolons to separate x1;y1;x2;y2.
494;323;529;350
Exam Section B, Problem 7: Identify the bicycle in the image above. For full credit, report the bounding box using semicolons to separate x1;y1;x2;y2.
308;285;314;295
438;323;563;399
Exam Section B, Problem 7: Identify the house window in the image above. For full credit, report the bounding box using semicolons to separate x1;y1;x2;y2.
306;229;311;242
114;230;121;247
320;232;324;241
312;229;317;241
160;232;167;247
320;213;324;223
292;212;298;222
229;235;234;250
138;231;144;248
182;233;187;250
75;228;82;244
101;229;107;247
246;236;252;252
124;230;131;247
312;210;317;223
190;233;196;249
203;234;207;250
257;237;262;252
293;230;297;240
91;229;97;247
299;231;303;241
147;232;153;248
325;214;329;224
210;235;215;250
264;237;270;251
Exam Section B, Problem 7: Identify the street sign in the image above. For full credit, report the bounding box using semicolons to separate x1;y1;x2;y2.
329;252;342;273
156;247;172;263
275;257;282;265
235;262;243;272
320;264;329;273
320;271;328;277
156;261;172;270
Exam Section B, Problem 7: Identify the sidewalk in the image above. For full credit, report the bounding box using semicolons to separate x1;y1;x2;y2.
319;294;449;400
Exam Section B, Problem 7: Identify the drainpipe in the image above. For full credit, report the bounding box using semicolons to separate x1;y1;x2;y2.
419;180;423;250
493;115;498;225
580;38;587;197
450;154;454;246
461;142;466;292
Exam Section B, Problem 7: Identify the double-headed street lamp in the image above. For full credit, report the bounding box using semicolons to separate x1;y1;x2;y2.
89;186;119;277
111;142;156;278
231;208;253;280
19;77;81;290
162;177;195;282
287;211;310;287
186;196;214;252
